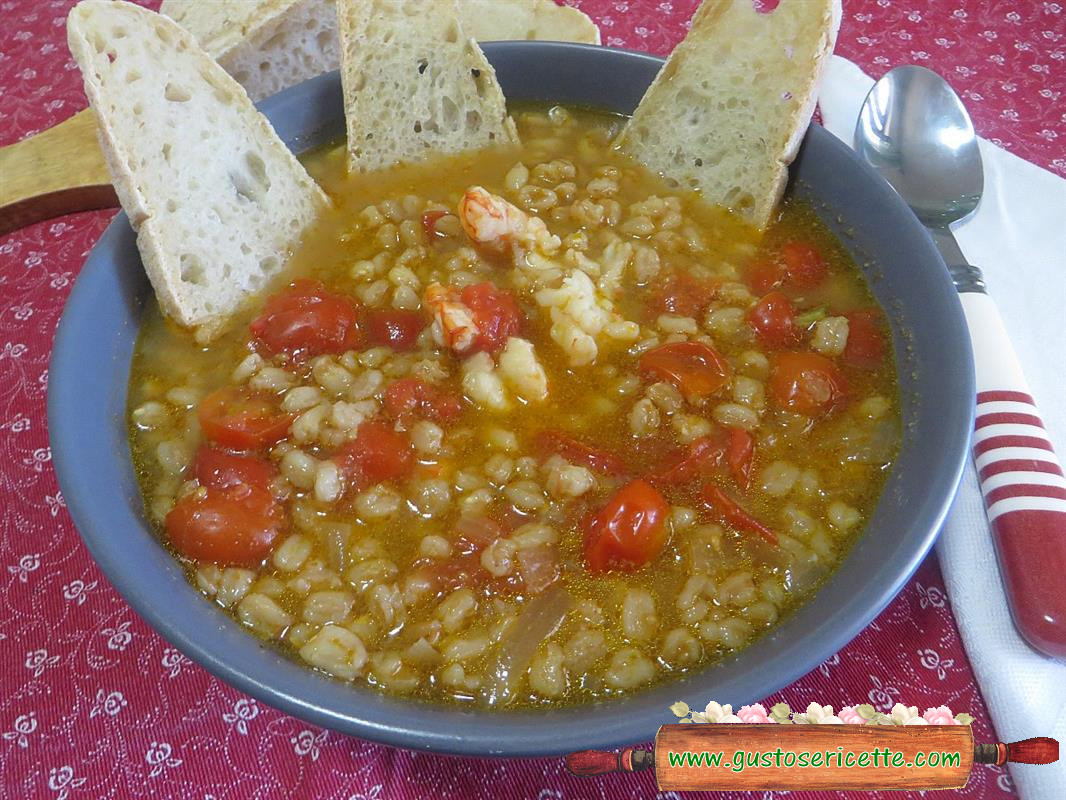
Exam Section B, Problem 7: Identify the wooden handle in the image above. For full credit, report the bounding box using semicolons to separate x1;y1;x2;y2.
1004;737;1060;765
0;109;116;236
565;748;652;776
961;293;1066;661
975;738;1059;765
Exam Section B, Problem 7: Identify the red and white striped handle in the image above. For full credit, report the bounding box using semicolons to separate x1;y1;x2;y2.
961;292;1066;660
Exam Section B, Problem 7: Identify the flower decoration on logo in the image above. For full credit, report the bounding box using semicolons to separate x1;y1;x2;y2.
670;700;973;726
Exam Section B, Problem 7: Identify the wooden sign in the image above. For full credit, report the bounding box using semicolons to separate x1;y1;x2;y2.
565;726;1059;791
656;724;974;791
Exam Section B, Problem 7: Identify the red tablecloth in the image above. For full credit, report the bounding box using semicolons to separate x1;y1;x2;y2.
1;1;1062;798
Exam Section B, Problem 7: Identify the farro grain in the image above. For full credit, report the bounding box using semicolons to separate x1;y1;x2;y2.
237;593;292;637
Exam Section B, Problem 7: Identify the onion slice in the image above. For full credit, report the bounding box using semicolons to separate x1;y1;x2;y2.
484;584;572;706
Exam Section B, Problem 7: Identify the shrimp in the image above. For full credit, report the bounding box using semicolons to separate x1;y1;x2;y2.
497;337;548;403
458;186;561;258
423;282;479;354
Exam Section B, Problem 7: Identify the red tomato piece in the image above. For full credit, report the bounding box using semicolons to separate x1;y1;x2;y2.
648;272;719;318
422;210;450;240
165;483;283;566
417;553;482;595
454;514;506;548
384;377;464;424
250;279;363;361
583;479;670;573
745;259;784;295
749;291;800;349
536;430;627;476
195;446;275;491
649;434;726;486
779;241;828;289
700;485;777;545
198;387;293;451
367;309;425;352
769;352;848;417
843;309;888;369
460;282;523;354
726;429;755;490
638;341;732;402
415;516;519;596
335;420;414;490
416;551;516;596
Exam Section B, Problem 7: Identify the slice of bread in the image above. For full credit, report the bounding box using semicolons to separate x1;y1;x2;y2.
158;0;271;58
212;0;340;102
161;0;599;103
67;0;329;329
337;0;519;173
160;0;340;102
460;0;600;44
616;0;841;229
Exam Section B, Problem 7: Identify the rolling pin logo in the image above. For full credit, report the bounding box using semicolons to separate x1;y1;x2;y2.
565;701;1059;791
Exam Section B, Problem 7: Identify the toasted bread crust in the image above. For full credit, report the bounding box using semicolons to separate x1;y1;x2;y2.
616;0;841;229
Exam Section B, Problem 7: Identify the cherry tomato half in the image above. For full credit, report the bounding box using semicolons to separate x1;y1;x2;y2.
749;291;800;349
639;341;732;402
460;282;523;354
779;241;828;289
384;377;464;424
648;272;719;319
583;479;670;573
843;309;888;369
745;259;784;295
198;387;293;451
250;279;363;361
165;483;283;566
335;420;414;490
195;446;275;491
769;352;848;417
367;309;425;352
648;434;726;486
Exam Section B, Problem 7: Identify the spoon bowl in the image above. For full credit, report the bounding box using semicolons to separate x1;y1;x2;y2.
855;65;983;227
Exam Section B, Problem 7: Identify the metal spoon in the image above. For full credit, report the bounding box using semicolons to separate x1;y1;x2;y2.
855;65;1066;661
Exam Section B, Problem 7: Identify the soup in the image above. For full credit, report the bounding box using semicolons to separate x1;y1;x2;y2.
128;106;899;707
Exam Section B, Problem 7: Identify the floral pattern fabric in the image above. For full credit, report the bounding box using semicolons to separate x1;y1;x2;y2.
3;1;1063;797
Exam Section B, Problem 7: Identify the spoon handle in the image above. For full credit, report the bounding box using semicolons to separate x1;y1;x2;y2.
959;290;1066;661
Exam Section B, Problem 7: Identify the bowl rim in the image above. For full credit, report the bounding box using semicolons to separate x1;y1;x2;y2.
47;41;974;757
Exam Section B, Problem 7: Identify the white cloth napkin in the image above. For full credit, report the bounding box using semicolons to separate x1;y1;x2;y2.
818;55;1066;800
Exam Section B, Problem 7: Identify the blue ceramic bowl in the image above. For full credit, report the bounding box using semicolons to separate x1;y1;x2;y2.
48;43;974;757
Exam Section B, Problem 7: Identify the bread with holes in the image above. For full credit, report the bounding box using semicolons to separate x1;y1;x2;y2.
336;0;519;173
160;0;599;103
160;0;340;102
67;0;328;329
616;0;841;229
